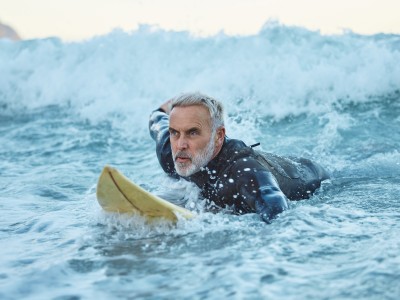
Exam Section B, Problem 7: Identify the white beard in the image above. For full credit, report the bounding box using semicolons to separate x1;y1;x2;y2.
173;132;216;177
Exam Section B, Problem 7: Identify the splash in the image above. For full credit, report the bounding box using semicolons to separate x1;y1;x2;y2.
1;23;399;124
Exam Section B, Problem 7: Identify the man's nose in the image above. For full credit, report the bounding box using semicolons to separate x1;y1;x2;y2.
177;136;188;150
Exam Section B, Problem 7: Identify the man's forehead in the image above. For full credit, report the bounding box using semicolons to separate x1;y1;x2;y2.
171;104;209;114
170;105;211;124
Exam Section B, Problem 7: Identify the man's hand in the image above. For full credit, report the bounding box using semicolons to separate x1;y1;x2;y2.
160;100;172;114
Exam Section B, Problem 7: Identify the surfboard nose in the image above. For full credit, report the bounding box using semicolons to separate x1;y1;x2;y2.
96;165;194;222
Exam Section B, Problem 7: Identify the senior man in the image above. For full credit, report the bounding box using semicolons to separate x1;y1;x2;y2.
149;92;329;222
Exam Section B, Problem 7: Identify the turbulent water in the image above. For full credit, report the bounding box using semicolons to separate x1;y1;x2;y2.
1;23;400;299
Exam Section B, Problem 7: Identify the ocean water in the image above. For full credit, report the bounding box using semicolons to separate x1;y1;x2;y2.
1;22;400;299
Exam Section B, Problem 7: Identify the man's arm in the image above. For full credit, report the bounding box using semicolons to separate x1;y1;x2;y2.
234;158;289;223
149;104;177;177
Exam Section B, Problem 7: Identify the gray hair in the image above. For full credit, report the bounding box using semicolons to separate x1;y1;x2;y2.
170;92;224;129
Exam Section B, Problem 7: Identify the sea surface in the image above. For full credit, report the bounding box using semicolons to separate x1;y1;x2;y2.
1;22;400;299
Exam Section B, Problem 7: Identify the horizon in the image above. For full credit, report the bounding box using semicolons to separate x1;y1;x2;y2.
1;0;400;41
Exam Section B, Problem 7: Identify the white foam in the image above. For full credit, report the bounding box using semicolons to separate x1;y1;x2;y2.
1;23;399;137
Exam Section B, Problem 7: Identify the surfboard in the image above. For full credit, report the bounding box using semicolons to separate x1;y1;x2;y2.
96;165;194;222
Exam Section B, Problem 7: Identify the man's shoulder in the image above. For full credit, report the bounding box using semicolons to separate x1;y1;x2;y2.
218;138;262;168
223;138;248;153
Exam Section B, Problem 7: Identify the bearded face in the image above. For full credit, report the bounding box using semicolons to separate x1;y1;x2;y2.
172;130;216;176
169;105;224;177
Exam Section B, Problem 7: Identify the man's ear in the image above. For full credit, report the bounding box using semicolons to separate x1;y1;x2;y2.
216;127;226;146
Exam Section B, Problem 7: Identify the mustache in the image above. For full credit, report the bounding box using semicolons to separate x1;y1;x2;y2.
174;151;192;161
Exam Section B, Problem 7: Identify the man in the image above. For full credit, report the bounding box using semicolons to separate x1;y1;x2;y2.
149;92;329;223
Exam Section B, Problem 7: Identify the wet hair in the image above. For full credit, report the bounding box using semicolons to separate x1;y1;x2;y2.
170;92;225;129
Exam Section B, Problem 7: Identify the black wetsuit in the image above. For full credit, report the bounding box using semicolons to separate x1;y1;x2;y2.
149;109;329;222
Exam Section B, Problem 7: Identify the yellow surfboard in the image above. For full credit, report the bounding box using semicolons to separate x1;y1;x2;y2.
96;165;194;222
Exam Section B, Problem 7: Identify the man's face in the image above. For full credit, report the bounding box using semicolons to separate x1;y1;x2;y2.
169;105;219;177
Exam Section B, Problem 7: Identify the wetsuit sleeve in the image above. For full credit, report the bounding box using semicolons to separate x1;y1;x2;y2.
233;158;289;223
148;109;177;177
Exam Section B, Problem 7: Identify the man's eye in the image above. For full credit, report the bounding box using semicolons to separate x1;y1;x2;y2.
170;130;178;136
189;130;199;136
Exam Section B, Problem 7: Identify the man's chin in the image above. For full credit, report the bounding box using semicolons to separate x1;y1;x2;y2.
175;163;198;177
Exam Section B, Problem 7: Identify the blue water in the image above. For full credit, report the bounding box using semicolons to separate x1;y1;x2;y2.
1;23;400;299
